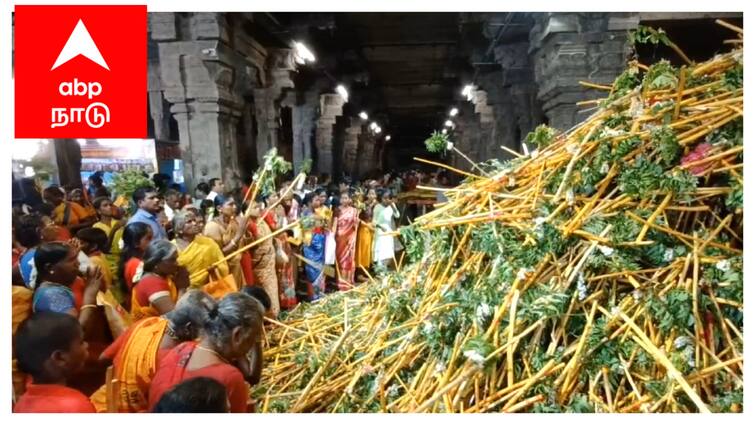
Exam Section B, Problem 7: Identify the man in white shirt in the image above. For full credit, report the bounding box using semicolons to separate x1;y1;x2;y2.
163;189;181;221
206;178;225;202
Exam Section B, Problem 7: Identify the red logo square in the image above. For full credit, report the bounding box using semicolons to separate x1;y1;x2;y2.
14;5;147;138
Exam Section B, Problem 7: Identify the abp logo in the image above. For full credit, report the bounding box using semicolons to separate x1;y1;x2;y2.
15;5;147;138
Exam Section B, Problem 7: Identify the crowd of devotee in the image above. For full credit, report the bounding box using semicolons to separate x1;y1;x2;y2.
11;167;452;413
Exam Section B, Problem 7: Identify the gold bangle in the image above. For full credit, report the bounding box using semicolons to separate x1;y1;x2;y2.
80;304;97;311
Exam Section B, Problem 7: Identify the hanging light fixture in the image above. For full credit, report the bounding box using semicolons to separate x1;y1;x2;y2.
336;85;349;102
293;41;316;64
370;122;378;130
444;120;454;128
449;107;459;117
359;111;368;120
375;126;382;134
442;128;448;135
385;135;391;141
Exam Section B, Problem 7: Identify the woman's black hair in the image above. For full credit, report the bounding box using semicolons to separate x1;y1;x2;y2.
199;199;215;219
76;227;110;254
241;286;272;312
15;312;82;382
195;182;210;195
142;240;178;275
379;188;393;202
92;196;110;211
16;213;43;249
34;242;71;283
118;222;151;294
152;377;228;413
36;202;55;217
302;192;316;207
213;195;234;209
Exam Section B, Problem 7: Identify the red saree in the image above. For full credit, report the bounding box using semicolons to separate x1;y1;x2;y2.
335;206;359;290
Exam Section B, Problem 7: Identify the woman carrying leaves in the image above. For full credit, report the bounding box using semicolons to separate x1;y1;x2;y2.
204;197;248;288
301;192;328;301
335;189;359;290
267;191;298;310
355;188;377;280
246;198;280;317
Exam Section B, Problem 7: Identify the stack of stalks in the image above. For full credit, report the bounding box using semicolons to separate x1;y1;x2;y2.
256;22;743;413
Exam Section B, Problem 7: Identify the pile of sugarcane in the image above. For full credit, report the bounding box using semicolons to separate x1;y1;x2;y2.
255;22;743;413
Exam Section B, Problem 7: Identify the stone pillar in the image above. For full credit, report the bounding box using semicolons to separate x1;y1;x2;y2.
253;53;295;163
315;93;345;175
150;12;265;189
529;13;638;130
169;102;241;189
342;118;362;177
451;103;479;172
355;126;374;179
291;90;318;174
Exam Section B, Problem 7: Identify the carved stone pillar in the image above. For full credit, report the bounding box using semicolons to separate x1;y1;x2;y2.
529;12;637;130
315;93;345;175
150;12;263;189
291;90;318;174
342;118;362;177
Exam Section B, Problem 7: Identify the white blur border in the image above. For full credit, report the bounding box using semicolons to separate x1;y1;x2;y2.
0;1;750;425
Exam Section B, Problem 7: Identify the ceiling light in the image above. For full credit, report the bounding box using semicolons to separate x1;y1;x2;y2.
294;41;316;63
449;107;459;117
375;126;382;134
444;120;454;128
359;111;368;120
385;135;391;141
370;122;378;130
336;85;349;102
441;128;448;134
461;85;474;97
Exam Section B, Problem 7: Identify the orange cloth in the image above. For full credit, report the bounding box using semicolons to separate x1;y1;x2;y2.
14;383;96;413
90;317;169;413
52;201;93;226
12;286;33;334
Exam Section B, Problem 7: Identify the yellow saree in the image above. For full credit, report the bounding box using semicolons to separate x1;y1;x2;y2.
175;235;229;288
90;317;168;412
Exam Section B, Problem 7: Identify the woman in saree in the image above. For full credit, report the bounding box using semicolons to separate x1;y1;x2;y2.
301;192;329;301
335;190;359;290
117;222;153;307
172;210;229;289
204;197;248;288
149;292;265;413
267;191;297;310
355;188;377;281
246;199;280;317
130;240;190;321
90;290;214;412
